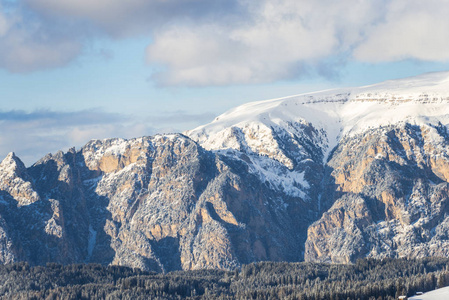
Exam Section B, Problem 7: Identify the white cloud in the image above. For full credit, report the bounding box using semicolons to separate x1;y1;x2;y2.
0;109;142;165
0;2;82;72
146;0;384;86
0;109;215;165
2;0;449;83
24;0;242;37
0;8;10;36
353;0;449;62
66;123;152;146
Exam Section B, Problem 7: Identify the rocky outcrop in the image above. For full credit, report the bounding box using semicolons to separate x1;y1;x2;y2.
0;134;316;271
3;122;449;270
305;123;449;263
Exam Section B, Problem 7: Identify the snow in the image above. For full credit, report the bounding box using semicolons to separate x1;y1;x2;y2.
409;286;449;300
187;93;345;169
229;149;309;198
82;137;152;167
187;71;449;150
354;71;449;96
82;176;103;187
103;140;129;156
0;152;21;174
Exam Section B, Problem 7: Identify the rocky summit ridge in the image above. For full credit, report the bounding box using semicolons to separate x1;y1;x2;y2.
2;71;449;270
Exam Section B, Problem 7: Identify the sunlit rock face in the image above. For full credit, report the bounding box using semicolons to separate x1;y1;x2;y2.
2;72;449;269
305;123;449;263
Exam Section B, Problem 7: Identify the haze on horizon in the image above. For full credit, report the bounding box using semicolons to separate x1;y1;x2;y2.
1;0;449;165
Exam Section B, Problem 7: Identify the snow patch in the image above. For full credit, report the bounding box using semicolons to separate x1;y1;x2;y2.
82;176;102;187
241;151;309;199
409;286;449;300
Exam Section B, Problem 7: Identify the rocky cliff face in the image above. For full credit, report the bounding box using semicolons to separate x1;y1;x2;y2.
305;123;449;263
2;72;449;270
0;134;316;271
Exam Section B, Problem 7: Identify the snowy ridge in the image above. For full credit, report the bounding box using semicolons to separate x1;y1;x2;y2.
186;71;449;198
188;71;449;145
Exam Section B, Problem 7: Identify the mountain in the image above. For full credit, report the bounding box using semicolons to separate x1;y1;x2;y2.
2;71;449;270
188;71;449;264
0;136;315;271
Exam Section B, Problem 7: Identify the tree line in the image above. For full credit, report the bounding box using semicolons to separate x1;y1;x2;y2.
1;257;449;299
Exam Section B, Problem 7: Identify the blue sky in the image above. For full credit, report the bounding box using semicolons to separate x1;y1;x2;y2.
1;0;449;165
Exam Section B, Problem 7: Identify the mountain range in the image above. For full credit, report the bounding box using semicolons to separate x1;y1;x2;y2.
2;71;449;271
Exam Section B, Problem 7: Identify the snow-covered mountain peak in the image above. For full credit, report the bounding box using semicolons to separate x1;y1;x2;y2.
187;72;449;149
185;72;449;197
0;152;40;206
0;152;26;175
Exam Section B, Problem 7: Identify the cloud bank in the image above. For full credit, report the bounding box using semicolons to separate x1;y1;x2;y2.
2;0;449;84
0;2;82;72
0;108;215;166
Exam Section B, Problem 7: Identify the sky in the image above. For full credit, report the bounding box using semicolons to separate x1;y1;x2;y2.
1;0;449;165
